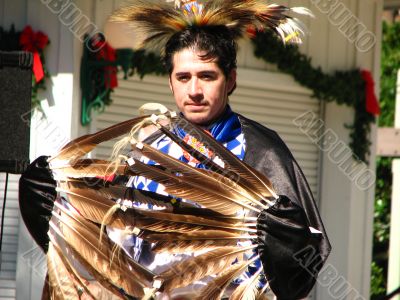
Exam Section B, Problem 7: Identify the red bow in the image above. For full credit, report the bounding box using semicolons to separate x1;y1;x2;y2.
361;70;380;116
92;39;118;89
246;25;257;38
19;26;49;82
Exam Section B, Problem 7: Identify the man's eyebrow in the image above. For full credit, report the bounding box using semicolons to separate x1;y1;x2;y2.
198;70;217;75
173;70;218;77
174;72;190;76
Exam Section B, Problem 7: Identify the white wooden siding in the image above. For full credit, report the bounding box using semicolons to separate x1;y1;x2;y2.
0;174;19;300
1;0;28;297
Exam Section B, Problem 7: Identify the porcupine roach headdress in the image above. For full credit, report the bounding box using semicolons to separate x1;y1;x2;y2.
109;0;313;50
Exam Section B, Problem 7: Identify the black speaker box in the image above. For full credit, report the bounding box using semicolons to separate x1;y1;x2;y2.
0;51;33;174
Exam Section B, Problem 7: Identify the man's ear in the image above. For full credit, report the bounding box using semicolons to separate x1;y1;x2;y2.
227;69;237;94
169;76;174;94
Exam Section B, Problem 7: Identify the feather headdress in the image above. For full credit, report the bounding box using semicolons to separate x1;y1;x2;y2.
109;0;313;50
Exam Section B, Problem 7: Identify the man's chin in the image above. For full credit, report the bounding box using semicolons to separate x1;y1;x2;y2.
183;112;211;126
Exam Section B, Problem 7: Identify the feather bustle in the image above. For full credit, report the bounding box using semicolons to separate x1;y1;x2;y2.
48;237;97;300
57;188;127;229
47;242;81;300
157;246;256;291
229;268;262;300
48;226;127;299
195;258;255;300
51;159;127;179
53;201;155;283
60;179;171;208
49;115;148;162
157;121;274;205
133;142;263;210
128;158;259;214
151;240;235;253
143;230;254;252
141;230;255;242
58;184;254;236
50;203;153;297
170;117;278;201
133;208;256;232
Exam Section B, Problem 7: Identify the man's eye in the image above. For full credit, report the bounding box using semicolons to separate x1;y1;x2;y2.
177;76;189;82
201;74;215;80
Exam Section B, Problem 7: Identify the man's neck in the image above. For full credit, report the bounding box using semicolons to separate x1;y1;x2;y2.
195;105;231;129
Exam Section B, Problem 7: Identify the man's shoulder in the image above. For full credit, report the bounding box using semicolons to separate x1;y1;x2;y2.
236;114;288;147
235;113;295;163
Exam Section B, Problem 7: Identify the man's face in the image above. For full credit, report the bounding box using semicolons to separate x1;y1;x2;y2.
169;48;236;126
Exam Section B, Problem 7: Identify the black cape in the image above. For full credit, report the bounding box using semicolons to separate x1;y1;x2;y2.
239;114;331;299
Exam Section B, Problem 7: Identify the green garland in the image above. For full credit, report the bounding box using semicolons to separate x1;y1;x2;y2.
80;41;167;125
127;49;166;78
252;31;375;162
82;31;375;162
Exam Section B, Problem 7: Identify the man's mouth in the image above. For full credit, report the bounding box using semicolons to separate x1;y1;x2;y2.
185;102;206;106
185;102;207;112
185;101;207;107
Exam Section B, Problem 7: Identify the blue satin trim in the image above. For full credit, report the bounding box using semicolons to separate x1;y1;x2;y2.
175;105;242;144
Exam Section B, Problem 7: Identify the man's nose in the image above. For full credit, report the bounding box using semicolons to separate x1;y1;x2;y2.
189;78;202;99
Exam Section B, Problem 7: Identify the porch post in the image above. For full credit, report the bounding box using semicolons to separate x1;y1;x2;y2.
387;69;400;300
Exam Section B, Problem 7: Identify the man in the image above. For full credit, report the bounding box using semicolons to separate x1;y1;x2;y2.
18;1;330;299
124;24;331;299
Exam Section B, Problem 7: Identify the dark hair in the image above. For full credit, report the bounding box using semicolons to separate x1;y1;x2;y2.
164;26;238;78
